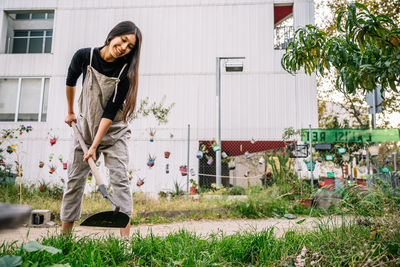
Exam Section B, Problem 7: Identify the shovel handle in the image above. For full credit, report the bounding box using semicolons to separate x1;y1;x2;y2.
71;121;105;186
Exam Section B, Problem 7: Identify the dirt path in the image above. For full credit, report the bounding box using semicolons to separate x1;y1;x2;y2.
0;216;350;245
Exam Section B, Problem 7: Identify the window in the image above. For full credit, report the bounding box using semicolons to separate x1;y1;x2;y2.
0;78;50;121
13;12;54;20
4;11;54;54
11;30;53;53
274;4;294;50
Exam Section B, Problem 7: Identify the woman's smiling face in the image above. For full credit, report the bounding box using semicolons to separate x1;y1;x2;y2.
108;34;136;59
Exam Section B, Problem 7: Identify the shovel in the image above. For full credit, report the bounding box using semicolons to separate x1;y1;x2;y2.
71;121;130;228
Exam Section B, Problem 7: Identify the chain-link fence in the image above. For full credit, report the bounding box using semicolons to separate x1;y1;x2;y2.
197;140;295;188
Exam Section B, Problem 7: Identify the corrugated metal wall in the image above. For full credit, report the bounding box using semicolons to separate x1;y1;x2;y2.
0;0;317;194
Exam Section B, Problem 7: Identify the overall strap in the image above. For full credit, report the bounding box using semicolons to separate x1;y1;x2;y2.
89;47;94;66
112;63;128;103
117;63;128;79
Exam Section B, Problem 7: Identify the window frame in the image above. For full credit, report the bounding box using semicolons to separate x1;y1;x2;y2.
0;77;50;122
14;12;54;20
8;30;52;54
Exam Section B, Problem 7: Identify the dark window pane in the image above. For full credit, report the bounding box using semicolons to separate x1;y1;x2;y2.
45;37;52;53
46;30;53;37
47;13;54;19
15;13;30;20
32;13;46;19
12;38;27;53
30;30;44;37
29;38;43;53
14;31;29;37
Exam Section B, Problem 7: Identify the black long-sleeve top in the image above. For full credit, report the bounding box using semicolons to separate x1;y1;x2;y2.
66;47;130;120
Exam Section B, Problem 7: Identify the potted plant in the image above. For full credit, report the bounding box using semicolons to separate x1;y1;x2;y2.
49;164;56;174
137;177;145;187
88;172;93;181
189;178;198;195
299;197;313;208
179;165;187;176
49;135;58;146
321;176;335;191
196;150;203;159
205;155;213;165
165;163;169;174
149;128;156;142
147;154;156;168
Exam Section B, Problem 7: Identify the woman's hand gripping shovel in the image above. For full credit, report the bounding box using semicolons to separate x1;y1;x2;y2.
71;121;130;228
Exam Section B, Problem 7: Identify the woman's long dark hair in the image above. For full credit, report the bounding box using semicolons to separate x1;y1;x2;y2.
105;21;142;123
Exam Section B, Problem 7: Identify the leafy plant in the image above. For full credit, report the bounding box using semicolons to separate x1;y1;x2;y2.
281;2;400;94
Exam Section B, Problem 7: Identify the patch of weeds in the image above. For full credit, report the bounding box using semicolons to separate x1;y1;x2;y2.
2;215;399;266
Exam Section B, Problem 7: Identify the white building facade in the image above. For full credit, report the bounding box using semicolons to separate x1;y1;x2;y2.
0;0;317;195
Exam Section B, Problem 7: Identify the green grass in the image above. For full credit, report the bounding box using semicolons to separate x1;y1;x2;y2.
1;179;399;225
1;215;399;266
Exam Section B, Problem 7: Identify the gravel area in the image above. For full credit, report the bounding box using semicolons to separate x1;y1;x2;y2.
0;216;350;244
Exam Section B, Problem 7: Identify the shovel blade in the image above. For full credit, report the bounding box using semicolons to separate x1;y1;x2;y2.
80;211;130;228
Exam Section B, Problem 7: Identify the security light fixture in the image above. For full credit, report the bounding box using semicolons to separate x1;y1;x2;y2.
225;60;244;72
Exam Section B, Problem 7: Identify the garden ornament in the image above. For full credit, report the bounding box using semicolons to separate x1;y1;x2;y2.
49;135;58;146
251;137;256;144
165;163;169;173
63;163;68;170
180;165;187;176
149;128;156;142
48;153;54;162
196;151;203;159
207;157;214;165
190;168;195;176
49;165;56;174
245;151;250;159
71;122;130;228
221;151;228;158
164;151;171;158
137;178;145;187
147;154;156;167
258;157;265;164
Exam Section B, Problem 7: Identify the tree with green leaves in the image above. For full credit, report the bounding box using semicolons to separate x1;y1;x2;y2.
315;0;400;129
282;2;400;94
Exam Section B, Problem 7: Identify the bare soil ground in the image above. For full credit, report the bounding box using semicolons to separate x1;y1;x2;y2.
0;216;350;245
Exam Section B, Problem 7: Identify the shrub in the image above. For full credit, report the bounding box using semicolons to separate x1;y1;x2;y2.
228;186;246;196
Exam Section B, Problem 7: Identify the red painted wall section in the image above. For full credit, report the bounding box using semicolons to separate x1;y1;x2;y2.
274;5;293;25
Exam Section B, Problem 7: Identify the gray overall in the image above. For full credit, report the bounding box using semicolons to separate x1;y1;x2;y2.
60;48;132;222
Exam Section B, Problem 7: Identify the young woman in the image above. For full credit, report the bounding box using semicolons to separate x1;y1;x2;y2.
61;21;142;237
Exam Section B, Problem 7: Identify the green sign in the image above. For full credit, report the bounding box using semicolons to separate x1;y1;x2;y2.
305;161;316;171
327;172;335;178
337;148;346;154
381;167;390;173
301;129;400;143
325;155;334;161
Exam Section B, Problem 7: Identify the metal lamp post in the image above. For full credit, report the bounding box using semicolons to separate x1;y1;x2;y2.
216;56;245;188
